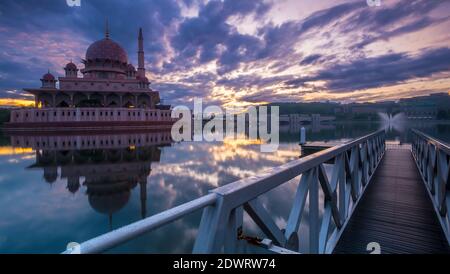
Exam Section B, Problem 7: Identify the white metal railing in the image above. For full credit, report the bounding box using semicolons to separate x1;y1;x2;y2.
64;130;386;254
411;129;450;244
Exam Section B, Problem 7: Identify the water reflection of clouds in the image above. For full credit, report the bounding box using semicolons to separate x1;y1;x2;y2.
130;141;303;253
102;140;303;253
7;159;19;163
0;157;96;252
147;178;179;211
151;162;220;187
2;123;450;253
210;144;300;163
0;131;303;253
151;142;300;192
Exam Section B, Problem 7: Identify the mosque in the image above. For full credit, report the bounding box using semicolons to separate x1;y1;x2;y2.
6;23;174;131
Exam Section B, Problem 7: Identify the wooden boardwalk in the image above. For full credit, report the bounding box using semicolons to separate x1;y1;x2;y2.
334;147;450;254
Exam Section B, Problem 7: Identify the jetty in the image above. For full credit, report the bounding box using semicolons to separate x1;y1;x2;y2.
64;129;450;254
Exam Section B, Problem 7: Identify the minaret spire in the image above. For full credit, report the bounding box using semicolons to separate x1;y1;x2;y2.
139;179;147;219
138;27;145;77
109;214;112;231
105;19;110;39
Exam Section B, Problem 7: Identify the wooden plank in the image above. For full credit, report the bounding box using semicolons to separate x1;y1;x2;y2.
334;149;450;254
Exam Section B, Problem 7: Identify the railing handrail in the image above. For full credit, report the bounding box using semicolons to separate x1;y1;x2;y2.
64;129;386;254
213;129;385;206
411;129;450;154
411;129;450;245
63;193;217;254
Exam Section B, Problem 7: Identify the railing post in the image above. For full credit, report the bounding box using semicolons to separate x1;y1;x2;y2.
422;143;429;179
360;142;368;186
427;144;436;195
309;167;319;254
368;139;374;175
338;153;347;221
224;206;244;253
193;195;230;253
349;146;360;200
437;150;449;216
318;158;342;253
284;170;311;251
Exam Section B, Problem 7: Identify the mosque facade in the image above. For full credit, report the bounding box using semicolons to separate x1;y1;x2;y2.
6;24;174;131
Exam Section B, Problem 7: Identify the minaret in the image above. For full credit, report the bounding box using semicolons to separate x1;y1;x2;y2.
105;19;110;39
138;28;145;78
139;178;147;219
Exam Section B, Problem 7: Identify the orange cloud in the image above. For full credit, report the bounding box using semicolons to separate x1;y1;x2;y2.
0;98;34;107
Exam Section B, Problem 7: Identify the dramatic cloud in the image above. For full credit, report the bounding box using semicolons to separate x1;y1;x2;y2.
168;0;270;74
0;0;449;107
286;47;450;92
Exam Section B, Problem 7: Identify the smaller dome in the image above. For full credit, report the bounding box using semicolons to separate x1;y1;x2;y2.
127;64;135;71
42;72;55;81
67;177;80;194
43;167;58;183
65;62;77;70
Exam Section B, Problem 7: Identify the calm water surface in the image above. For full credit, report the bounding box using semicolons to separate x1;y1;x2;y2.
0;121;449;253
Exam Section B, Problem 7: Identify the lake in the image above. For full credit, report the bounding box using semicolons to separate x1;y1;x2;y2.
0;121;449;253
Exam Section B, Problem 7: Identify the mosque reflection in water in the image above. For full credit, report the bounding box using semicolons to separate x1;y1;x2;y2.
10;131;173;229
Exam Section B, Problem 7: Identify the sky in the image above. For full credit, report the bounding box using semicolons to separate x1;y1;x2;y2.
0;0;449;108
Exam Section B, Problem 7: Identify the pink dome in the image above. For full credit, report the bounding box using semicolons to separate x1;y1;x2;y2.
42;72;55;81
65;62;77;70
127;64;135;71
85;38;128;63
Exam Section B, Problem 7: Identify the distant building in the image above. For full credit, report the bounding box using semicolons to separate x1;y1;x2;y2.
333;102;395;115
331;94;450;120
401;104;437;119
398;93;450;119
279;113;334;125
289;114;310;124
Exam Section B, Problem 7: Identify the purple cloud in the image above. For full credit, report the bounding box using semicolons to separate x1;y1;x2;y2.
0;0;449;104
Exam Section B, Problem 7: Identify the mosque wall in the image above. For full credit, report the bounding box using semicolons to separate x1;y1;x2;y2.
9;107;173;123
